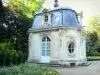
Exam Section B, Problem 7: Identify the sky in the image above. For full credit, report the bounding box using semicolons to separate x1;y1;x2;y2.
43;0;100;26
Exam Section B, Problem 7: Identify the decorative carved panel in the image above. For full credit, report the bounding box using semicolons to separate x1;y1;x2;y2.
66;36;76;42
40;32;51;37
66;36;76;58
59;29;63;47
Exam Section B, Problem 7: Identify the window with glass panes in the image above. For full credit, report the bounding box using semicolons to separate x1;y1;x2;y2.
68;42;74;54
44;14;48;22
42;37;50;56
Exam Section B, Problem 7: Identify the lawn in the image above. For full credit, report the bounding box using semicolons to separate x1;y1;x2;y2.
0;64;59;75
87;56;100;61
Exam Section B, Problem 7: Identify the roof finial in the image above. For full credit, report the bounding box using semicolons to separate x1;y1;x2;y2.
54;0;59;7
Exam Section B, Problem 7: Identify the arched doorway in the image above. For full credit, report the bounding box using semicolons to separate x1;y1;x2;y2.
41;36;51;63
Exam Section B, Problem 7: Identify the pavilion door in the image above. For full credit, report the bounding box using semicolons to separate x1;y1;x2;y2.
41;37;50;63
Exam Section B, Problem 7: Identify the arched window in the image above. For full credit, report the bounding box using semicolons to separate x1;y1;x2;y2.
68;42;74;54
44;14;48;22
42;37;51;56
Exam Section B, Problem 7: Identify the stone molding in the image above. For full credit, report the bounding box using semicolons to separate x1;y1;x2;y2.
40;32;51;36
29;26;84;33
59;29;63;47
66;36;76;57
39;31;52;41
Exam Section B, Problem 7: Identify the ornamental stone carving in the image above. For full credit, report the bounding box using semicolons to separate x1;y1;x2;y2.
59;29;63;47
66;36;76;42
66;36;76;57
40;32;51;36
39;32;52;40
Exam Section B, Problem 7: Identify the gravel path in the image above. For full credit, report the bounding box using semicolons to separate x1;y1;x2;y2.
55;61;100;75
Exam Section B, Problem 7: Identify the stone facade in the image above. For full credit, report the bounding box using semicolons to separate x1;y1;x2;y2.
28;26;86;66
28;1;86;66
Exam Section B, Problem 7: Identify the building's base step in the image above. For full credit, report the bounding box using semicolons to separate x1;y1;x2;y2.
79;62;92;66
28;62;92;67
37;63;61;67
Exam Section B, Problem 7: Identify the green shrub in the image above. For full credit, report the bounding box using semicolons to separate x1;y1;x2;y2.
86;50;100;56
0;64;59;75
0;42;28;66
17;51;24;64
87;56;100;61
86;31;100;56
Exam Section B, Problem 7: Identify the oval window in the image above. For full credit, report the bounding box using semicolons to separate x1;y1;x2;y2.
68;42;74;54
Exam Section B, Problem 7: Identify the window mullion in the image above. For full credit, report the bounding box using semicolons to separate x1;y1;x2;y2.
45;41;47;56
68;42;74;54
71;43;72;53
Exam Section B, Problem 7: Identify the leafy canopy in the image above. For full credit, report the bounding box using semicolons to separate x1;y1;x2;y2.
0;0;45;66
0;0;45;52
86;15;100;56
8;0;45;18
86;15;100;37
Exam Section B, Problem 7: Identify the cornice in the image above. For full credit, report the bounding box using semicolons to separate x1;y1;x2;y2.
29;26;84;33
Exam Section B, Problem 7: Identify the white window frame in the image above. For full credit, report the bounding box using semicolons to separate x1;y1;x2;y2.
67;41;76;57
41;37;50;56
68;42;74;54
44;14;48;23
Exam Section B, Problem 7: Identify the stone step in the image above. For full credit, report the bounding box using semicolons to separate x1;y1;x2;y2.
79;62;92;66
37;63;61;67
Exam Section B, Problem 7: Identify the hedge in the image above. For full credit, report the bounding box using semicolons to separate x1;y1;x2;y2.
0;42;27;67
0;64;59;75
87;56;100;61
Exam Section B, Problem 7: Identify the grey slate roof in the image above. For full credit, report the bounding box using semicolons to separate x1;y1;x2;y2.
32;6;80;29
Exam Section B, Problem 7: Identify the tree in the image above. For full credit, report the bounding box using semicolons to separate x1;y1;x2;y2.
86;16;100;37
0;0;45;66
0;0;3;7
86;15;100;56
8;0;45;18
0;0;45;52
0;0;9;41
86;31;98;56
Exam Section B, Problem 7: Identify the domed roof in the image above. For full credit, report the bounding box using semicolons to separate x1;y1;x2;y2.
32;6;80;29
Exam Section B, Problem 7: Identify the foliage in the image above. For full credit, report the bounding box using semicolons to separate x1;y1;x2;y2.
0;0;45;68
0;0;3;7
0;0;45;67
8;0;45;18
0;6;32;51
0;42;27;67
87;56;100;61
86;15;100;37
86;31;98;56
0;64;59;75
86;15;100;56
0;0;45;52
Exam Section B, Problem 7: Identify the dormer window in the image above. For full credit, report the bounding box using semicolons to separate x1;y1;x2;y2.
44;14;48;22
41;9;51;28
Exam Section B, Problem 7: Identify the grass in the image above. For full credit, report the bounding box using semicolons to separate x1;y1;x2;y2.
0;64;59;75
87;56;100;61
